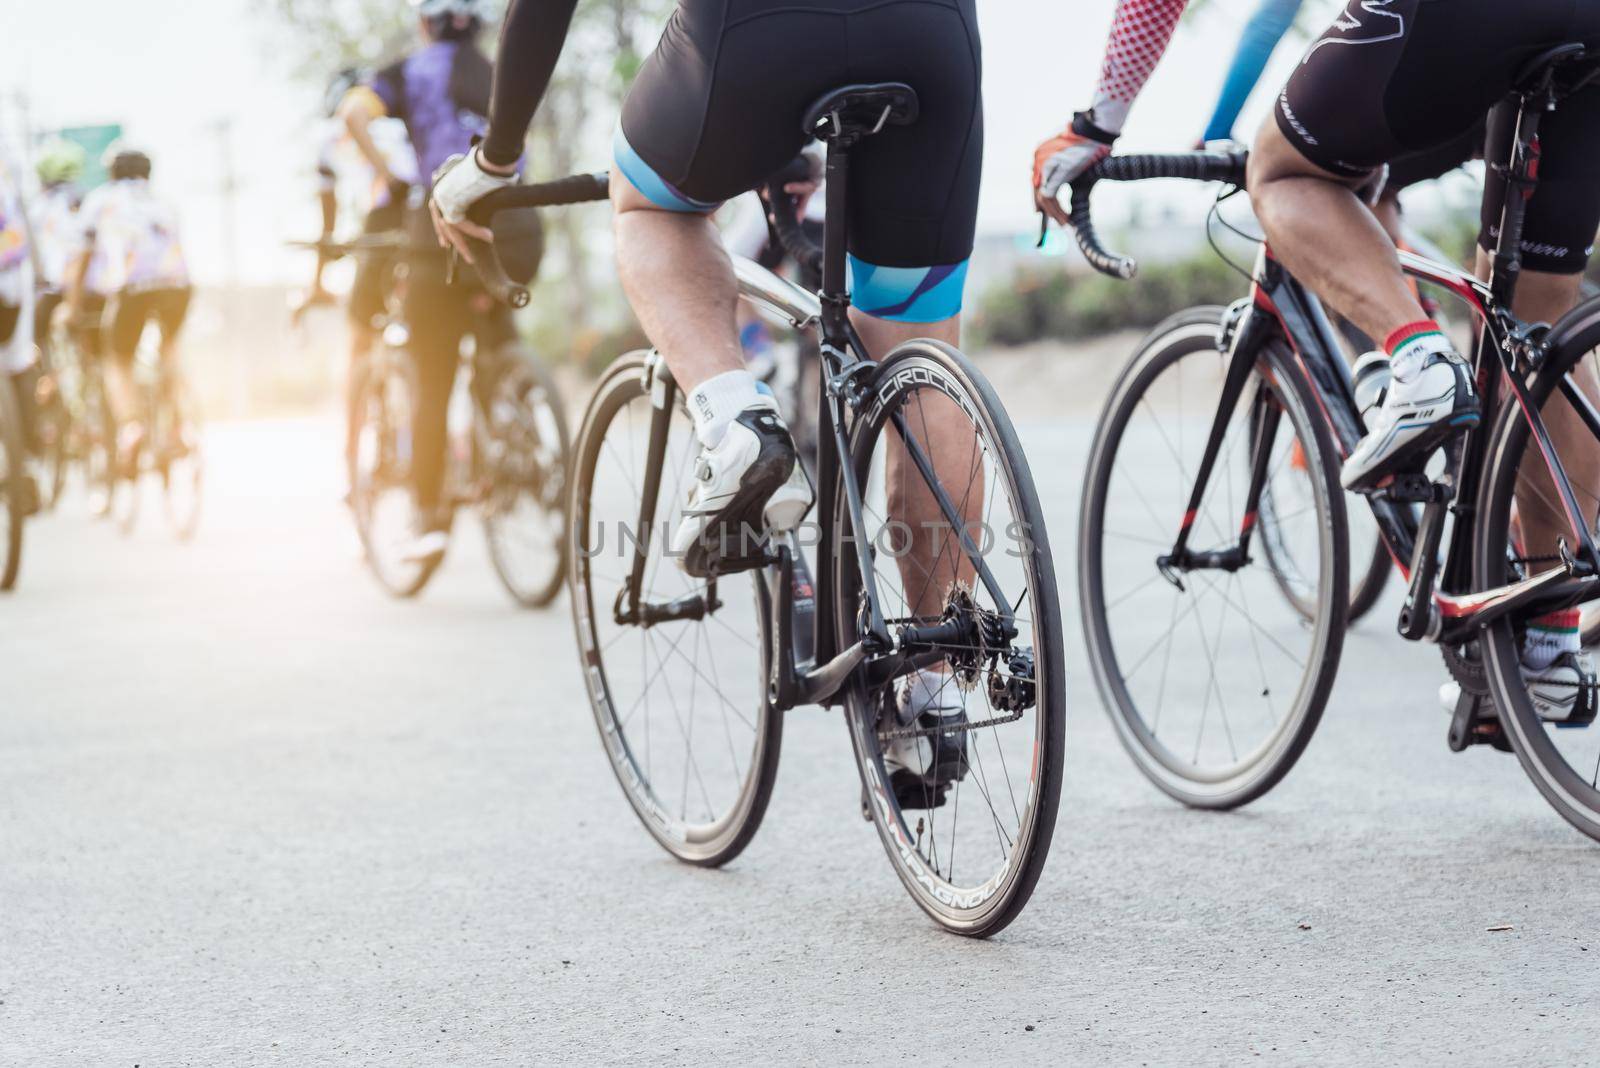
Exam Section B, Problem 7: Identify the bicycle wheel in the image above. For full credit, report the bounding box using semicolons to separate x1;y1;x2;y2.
351;350;437;598
30;371;70;511
1477;315;1600;840
0;374;25;591
834;339;1064;937
481;349;568;608
159;380;204;541
568;351;781;867
1080;307;1348;809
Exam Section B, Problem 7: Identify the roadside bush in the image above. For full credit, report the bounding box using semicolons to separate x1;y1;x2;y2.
971;250;1246;348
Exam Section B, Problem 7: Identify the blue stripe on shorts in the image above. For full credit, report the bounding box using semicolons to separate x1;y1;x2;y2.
612;127;721;214
847;256;969;323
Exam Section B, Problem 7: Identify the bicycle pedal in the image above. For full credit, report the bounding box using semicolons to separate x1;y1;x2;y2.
887;768;951;810
1374;472;1437;504
1446;690;1513;754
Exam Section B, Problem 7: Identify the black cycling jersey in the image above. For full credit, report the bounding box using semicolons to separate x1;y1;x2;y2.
483;0;982;321
1277;0;1600;273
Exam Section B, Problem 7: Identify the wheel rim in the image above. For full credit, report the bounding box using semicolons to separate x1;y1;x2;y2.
1083;323;1343;803
570;360;774;862
1481;345;1600;829
841;348;1060;928
482;369;566;604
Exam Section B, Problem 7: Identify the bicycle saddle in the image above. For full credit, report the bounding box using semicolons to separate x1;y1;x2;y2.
801;83;919;144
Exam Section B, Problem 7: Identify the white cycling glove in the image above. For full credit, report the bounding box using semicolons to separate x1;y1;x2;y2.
430;148;518;224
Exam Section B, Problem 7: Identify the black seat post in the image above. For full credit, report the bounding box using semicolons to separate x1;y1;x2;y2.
820;143;851;315
1484;93;1544;310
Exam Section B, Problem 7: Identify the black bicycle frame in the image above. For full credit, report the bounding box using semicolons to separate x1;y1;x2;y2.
614;132;1009;711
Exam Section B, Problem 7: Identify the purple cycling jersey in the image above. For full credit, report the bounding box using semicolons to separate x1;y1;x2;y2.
370;42;489;189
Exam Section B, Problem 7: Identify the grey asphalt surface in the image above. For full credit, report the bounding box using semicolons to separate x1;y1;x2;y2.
5;381;1600;1065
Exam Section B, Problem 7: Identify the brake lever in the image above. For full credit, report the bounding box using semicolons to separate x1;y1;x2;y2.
1036;210;1049;249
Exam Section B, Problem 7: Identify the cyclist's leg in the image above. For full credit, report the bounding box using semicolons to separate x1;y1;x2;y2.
846;0;983;620
403;253;469;532
346;202;403;481
152;287;191;417
103;291;150;455
1485;83;1600;583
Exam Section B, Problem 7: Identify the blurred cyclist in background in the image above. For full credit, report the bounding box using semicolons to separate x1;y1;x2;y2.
30;139;86;365
1;157;42;512
1199;0;1305;145
326;66;420;499
337;0;508;564
68;145;192;473
297;68;367;323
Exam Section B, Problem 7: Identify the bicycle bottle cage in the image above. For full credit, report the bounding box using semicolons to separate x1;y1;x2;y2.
801;83;919;147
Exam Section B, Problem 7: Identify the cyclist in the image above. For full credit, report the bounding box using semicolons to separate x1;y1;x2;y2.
1200;0;1306;145
30;140;86;364
431;0;985;796
69;145;193;472
328;67;420;500
296;68;367;323
1035;0;1600;720
338;0;506;564
0;157;40;501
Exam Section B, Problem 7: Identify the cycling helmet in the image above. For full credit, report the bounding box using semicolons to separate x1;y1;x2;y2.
324;67;364;118
104;143;152;181
35;139;86;187
411;0;489;19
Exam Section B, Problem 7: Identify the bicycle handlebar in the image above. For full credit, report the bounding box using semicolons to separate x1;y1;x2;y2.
1063;149;1250;280
764;179;824;279
457;171;612;307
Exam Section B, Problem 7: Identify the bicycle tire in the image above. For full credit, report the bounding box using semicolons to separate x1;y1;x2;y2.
834;339;1065;937
0;374;25;591
1477;301;1600;840
481;348;568;608
567;351;782;867
351;351;439;598
1080;307;1349;809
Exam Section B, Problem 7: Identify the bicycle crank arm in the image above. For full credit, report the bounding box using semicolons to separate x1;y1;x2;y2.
1432;567;1600;645
616;590;723;628
796;641;873;707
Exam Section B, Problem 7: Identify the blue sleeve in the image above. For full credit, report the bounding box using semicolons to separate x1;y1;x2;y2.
1201;0;1304;143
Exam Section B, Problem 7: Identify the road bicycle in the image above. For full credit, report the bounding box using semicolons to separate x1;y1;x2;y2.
1073;45;1600;840
315;234;570;606
470;84;1066;935
105;322;204;540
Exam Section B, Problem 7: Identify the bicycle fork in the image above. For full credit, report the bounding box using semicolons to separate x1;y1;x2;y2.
1158;302;1280;588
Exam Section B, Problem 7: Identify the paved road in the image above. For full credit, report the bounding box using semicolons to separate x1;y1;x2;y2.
4;401;1600;1065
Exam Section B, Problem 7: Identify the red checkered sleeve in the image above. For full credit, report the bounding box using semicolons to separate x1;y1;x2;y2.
1089;0;1188;135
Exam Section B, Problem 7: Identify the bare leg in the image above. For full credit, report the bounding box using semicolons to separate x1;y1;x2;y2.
611;178;743;393
1496;262;1600;562
853;312;983;621
1248;117;1427;343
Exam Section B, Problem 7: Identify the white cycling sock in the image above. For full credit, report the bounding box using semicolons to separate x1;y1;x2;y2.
906;666;960;716
687;369;766;448
1385;320;1453;385
1523;608;1581;670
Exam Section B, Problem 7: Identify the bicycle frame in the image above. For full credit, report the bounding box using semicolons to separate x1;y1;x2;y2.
1175;82;1600;648
612;145;1014;712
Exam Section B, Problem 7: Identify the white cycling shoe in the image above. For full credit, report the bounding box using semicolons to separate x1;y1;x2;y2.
670;399;796;577
882;670;969;808
1341;350;1479;491
1437;650;1597;727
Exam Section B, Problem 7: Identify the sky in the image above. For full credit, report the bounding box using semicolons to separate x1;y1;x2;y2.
1;0;1327;286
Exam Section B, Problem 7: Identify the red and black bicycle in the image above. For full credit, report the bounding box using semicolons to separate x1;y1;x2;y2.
1074;46;1600;840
